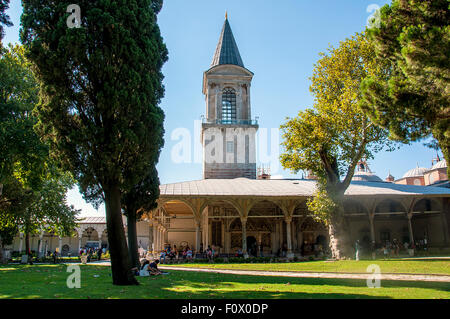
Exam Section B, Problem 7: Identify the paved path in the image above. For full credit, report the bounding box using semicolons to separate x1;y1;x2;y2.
158;266;450;283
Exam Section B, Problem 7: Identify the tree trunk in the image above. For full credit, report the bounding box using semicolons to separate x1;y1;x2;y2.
126;211;140;269
25;232;30;256
328;205;351;259
104;185;138;285
0;241;4;264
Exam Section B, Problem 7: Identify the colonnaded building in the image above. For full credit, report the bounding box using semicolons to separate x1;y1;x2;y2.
7;17;450;258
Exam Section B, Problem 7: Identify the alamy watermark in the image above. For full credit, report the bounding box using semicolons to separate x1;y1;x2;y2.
67;4;81;29
66;264;81;288
366;4;381;29
366;264;381;288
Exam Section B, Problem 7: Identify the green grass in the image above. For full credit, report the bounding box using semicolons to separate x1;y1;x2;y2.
163;259;450;275
0;264;449;299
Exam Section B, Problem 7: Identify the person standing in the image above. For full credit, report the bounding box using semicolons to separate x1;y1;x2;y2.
355;240;360;261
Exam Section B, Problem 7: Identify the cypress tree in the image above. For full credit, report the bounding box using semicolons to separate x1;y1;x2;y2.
21;0;168;285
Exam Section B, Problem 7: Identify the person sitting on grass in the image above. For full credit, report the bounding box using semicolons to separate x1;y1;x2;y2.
139;260;150;277
149;259;162;275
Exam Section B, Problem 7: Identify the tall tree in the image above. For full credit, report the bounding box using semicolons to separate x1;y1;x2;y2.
123;164;160;268
21;0;167;285
281;33;393;259
0;44;78;260
360;0;450;175
17;171;79;256
0;0;12;43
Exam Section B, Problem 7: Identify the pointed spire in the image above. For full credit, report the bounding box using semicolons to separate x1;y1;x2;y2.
211;17;244;68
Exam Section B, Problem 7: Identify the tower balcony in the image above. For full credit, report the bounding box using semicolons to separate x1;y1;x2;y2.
201;117;259;126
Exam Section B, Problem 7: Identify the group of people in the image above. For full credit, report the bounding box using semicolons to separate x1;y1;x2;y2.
79;247;103;262
158;244;195;263
136;259;163;276
354;237;427;260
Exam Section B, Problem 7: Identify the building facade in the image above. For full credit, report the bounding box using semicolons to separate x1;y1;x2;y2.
146;17;450;258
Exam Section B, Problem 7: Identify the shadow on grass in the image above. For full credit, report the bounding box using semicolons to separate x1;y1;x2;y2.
0;265;448;299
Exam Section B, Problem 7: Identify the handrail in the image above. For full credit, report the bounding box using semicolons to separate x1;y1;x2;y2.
202;118;258;125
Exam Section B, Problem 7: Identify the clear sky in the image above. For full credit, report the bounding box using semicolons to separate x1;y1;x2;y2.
4;0;442;217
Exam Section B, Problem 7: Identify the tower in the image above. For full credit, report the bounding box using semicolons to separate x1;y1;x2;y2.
201;16;258;179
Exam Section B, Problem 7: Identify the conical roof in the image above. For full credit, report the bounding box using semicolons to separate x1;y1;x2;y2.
211;18;244;68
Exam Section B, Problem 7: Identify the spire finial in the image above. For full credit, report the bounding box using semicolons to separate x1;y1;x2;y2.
225;11;228;20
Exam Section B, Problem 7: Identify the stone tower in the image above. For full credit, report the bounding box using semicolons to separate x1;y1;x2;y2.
201;16;258;179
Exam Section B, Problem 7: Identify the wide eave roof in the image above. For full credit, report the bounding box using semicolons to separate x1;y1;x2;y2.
159;178;450;198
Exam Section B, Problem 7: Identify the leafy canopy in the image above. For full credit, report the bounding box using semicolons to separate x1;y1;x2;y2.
0;44;79;240
21;0;168;195
281;33;393;221
360;0;450;174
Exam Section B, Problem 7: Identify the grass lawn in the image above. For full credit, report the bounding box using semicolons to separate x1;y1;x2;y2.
0;264;449;299
163;259;450;275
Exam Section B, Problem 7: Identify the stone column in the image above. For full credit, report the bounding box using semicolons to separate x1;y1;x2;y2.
157;227;162;251
285;217;294;258
152;224;157;252
78;233;82;253
148;224;154;251
291;221;297;251
258;233;262;257
204;219;210;248
241;217;248;258
440;210;449;246
195;221;201;252
98;233;102;251
369;213;376;243
154;226;159;251
279;220;284;249
164;228;168;247
407;213;414;246
225;230;231;253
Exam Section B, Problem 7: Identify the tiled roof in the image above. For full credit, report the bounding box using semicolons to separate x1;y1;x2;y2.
79;216;106;224
159;178;450;197
211;18;244;68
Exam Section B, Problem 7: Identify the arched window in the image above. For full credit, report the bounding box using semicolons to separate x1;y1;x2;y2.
222;88;236;123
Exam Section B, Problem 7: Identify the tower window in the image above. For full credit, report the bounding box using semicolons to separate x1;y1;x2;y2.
222;88;236;123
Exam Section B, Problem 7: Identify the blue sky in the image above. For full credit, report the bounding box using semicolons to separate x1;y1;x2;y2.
4;0;441;217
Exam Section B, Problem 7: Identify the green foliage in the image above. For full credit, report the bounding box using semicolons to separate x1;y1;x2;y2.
0;44;46;188
0;0;12;41
0;44;79;244
21;0;167;195
281;33;393;220
306;187;336;224
20;0;167;284
280;33;393;258
360;0;450;175
0;222;16;247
